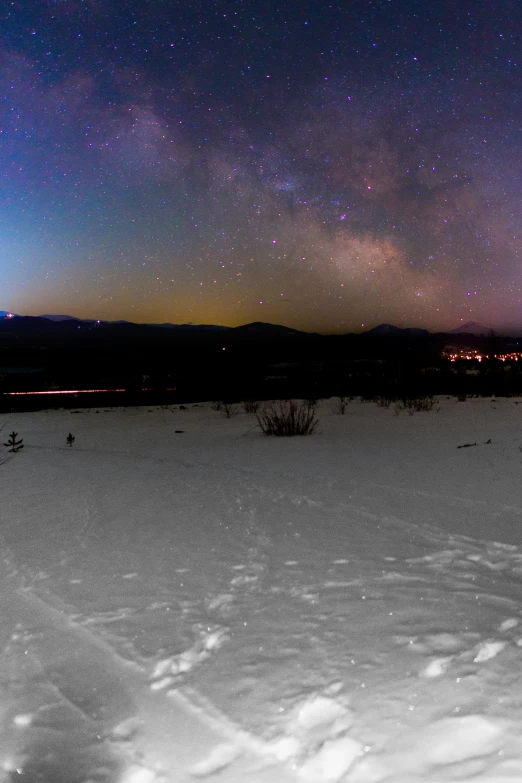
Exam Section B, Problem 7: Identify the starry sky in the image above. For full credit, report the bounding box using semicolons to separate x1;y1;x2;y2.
2;0;522;334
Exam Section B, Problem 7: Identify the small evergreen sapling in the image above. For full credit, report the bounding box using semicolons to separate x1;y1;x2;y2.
66;432;75;447
4;431;23;453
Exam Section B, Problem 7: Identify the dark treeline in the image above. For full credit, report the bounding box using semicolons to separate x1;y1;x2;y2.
1;317;522;411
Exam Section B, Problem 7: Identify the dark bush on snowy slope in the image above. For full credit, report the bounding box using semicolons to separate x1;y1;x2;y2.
256;399;318;436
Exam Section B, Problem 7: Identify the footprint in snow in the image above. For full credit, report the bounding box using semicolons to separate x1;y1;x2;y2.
419;637;510;679
395;622;518;678
149;626;228;692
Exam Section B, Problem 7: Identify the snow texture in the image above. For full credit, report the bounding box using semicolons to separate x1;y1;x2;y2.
1;396;522;781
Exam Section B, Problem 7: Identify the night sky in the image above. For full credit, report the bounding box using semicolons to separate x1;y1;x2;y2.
2;1;522;333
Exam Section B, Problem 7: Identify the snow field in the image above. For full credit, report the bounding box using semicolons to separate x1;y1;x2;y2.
2;396;522;781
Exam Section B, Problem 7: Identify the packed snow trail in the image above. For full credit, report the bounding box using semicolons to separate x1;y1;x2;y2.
0;562;301;782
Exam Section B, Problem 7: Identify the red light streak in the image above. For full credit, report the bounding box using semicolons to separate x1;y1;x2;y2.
5;388;176;396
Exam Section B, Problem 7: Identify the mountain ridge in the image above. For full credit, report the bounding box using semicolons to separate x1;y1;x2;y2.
449;321;494;337
0;312;515;337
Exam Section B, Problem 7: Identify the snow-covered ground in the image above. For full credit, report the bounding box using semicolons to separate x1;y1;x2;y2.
2;396;522;782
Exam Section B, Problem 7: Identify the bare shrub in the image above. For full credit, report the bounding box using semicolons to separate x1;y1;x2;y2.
334;395;349;415
211;400;223;411
221;402;239;419
412;395;436;412
399;395;436;413
256;399;319;437
242;400;260;414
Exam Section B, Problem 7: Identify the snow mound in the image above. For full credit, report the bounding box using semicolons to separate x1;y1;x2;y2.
418;714;503;765
344;715;508;782
119;764;158;783
266;693;364;781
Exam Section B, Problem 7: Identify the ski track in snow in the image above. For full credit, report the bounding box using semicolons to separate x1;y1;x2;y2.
2;400;522;781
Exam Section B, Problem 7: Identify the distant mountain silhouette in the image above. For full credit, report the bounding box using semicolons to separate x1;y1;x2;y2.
1;312;513;338
449;321;493;337
232;321;309;336
36;315;229;331
150;323;231;331
39;314;82;321
364;323;430;336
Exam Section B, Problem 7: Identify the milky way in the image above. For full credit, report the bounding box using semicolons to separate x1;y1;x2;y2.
1;1;522;332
